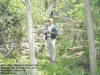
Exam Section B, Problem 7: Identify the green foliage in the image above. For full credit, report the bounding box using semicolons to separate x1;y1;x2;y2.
97;64;100;75
0;0;100;74
31;0;48;24
0;53;4;61
57;35;73;55
0;0;26;59
38;52;87;75
55;0;75;17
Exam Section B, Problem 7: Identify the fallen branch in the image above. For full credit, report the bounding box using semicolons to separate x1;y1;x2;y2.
4;44;18;62
68;46;88;53
54;14;79;24
46;0;57;17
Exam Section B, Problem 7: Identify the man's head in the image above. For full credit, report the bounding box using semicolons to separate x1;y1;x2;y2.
48;18;53;25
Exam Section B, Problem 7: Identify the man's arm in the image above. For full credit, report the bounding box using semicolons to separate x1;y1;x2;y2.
42;27;48;35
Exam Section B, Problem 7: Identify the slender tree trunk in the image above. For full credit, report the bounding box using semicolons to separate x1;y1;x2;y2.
84;0;96;75
76;0;81;3
25;0;37;75
2;0;9;43
47;0;57;17
3;0;9;26
45;0;48;10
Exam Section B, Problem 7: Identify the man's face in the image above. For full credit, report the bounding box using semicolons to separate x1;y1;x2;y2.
48;20;53;25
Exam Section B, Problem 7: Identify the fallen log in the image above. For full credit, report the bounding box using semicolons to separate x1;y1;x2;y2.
68;46;88;53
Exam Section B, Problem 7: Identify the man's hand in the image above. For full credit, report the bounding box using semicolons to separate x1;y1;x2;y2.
40;33;44;42
48;31;51;34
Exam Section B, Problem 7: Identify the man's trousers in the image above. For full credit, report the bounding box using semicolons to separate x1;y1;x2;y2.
47;37;56;61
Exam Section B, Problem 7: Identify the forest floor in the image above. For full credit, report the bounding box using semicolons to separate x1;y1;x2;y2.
0;46;100;75
37;49;89;75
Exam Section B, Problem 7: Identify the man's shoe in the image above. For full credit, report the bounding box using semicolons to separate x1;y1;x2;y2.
50;60;56;64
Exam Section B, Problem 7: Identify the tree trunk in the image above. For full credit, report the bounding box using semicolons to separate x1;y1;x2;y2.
76;0;81;3
2;0;9;43
47;0;57;17
45;0;48;10
25;0;37;75
84;0;96;75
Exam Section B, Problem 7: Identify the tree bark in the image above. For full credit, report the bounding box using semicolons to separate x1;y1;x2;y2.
3;0;9;26
45;0;48;10
2;0;9;43
47;0;57;17
84;0;96;75
25;0;37;75
76;0;81;3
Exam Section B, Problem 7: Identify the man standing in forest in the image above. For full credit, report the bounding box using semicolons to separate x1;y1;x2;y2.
42;18;58;62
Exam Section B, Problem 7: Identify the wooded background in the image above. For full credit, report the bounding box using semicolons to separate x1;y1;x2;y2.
0;0;100;75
